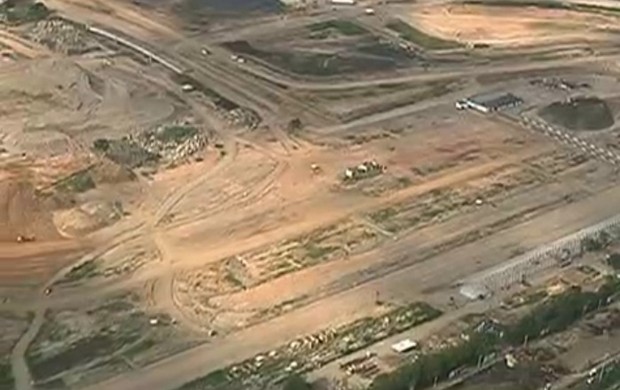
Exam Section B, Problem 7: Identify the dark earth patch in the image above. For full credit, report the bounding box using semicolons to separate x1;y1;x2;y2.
540;97;614;131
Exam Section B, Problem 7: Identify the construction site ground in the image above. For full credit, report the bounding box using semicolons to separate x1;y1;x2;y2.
3;0;620;389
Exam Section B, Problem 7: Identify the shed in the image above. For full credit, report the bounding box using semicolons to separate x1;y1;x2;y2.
459;284;491;300
391;339;418;353
465;92;523;113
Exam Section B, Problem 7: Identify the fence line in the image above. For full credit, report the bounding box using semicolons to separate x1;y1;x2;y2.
87;26;183;74
462;214;620;293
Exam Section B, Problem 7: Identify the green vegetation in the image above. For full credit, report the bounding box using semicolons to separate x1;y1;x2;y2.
156;125;197;143
26;298;157;382
282;374;312;390
581;231;612;252
55;169;95;193
370;207;398;224
179;302;441;390
370;332;498;390
223;40;400;76
93;138;110;152
28;333;140;380
506;279;620;344
92;138;159;169
287;118;303;134
386;19;459;50
357;42;415;61
540;97;614;131
58;260;98;284
304;243;338;260
0;363;13;390
122;338;156;360
371;277;620;390
308;19;368;36
341;80;455;122
0;1;50;24
586;362;620;390
607;253;620;270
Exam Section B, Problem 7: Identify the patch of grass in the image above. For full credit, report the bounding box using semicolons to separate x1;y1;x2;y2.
55;169;95;193
223;40;399;76
304;243;338;260
122;338;156;360
396;177;413;187
180;302;441;390
156;125;197;143
1;1;50;24
608;253;620;270
370;207;398;224
93;138;160;169
308;19;368;36
224;271;244;288
386;19;459;50
28;332;140;380
372;278;620;390
179;369;230;389
357;41;415;61
341;80;454;122
0;362;13;390
35;377;68;389
58;260;98;284
540;97;614;131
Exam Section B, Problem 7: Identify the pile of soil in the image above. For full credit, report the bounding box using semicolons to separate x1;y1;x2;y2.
53;200;123;237
0;179;60;242
539;97;614;131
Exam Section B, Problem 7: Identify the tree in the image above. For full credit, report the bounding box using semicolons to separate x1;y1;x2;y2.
287;118;303;133
283;374;312;390
607;253;620;270
93;138;110;152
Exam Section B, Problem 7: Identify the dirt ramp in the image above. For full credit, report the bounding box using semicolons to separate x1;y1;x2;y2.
0;179;60;242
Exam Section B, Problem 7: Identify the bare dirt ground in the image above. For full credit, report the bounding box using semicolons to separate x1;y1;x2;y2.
408;3;618;47
3;0;620;389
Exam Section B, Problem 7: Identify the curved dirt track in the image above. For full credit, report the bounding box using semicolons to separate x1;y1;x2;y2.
8;1;620;390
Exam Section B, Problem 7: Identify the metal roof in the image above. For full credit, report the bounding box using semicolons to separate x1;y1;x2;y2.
467;92;523;109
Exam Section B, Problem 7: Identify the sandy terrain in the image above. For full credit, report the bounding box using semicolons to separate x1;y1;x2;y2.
408;4;616;46
3;1;620;389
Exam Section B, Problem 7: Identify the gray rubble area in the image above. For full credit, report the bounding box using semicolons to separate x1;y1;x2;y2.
223;107;261;130
27;19;103;54
136;126;208;166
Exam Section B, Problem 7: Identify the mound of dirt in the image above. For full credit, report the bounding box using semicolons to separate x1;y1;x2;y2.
0;58;176;157
0;179;60;242
53;201;123;237
90;159;136;185
540;97;614;131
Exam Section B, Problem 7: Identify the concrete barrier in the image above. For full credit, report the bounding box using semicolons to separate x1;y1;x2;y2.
87;26;183;74
461;213;620;296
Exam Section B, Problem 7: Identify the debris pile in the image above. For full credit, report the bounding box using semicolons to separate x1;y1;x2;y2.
27;19;100;54
138;125;208;165
93;123;208;169
530;77;591;91
191;303;440;389
343;160;386;182
223;107;261;130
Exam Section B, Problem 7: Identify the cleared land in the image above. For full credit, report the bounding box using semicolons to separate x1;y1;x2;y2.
3;1;620;390
406;3;619;47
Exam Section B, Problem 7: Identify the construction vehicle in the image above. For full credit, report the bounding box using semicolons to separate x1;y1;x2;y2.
16;235;36;243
